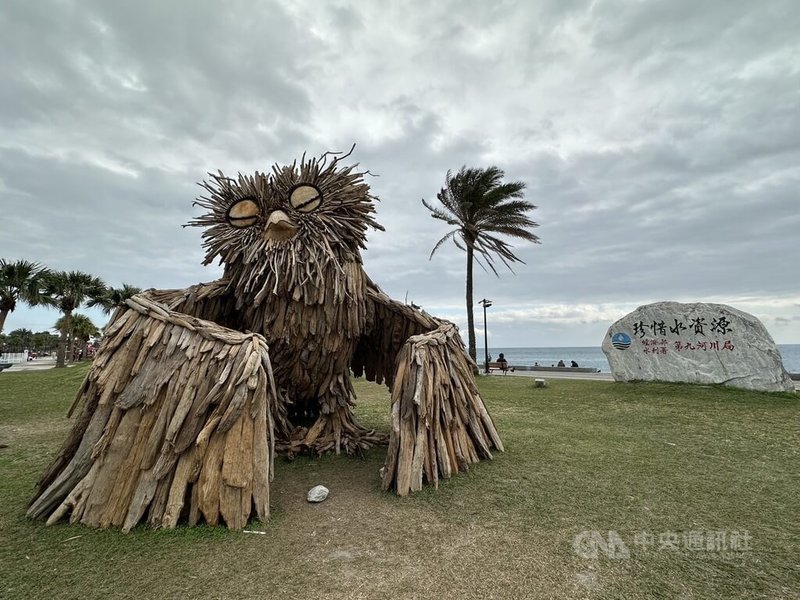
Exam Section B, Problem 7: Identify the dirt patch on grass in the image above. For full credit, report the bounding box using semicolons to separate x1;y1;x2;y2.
0;417;69;443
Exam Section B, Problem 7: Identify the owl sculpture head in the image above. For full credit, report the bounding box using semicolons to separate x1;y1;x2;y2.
189;149;383;304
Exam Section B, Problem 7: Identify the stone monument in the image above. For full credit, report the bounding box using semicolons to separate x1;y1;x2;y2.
602;302;794;393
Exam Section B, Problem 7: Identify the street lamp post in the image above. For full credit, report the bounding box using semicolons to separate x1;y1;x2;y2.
479;299;492;373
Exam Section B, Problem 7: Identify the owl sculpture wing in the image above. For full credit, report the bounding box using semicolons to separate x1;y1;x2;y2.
28;292;278;531
352;278;504;496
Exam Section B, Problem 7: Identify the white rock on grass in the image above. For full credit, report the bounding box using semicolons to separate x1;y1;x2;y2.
602;301;794;393
307;485;329;503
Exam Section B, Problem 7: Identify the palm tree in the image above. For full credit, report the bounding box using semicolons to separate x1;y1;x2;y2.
0;259;48;334
88;283;142;314
423;166;540;364
55;313;99;361
43;271;106;367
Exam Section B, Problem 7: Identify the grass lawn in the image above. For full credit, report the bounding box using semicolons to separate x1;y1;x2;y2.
1;365;798;599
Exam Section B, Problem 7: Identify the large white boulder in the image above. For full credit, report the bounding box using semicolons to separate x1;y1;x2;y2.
602;302;794;393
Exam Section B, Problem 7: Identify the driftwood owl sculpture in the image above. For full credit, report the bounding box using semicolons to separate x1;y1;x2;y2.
28;151;504;531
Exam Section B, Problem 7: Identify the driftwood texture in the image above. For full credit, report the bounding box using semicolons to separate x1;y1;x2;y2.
381;323;504;496
352;286;504;494
29;151;504;531
28;296;276;531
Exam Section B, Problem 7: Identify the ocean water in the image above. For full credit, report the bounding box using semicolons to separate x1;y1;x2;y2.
484;345;800;374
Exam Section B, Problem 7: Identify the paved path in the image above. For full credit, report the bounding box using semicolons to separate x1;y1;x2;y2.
488;369;614;382
488;367;799;390
1;358;59;372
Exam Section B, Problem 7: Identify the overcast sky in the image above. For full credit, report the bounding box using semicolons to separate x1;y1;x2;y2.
2;0;799;348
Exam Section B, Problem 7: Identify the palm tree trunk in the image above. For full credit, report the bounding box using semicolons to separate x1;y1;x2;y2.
465;243;477;364
67;326;75;364
56;310;71;368
0;309;9;335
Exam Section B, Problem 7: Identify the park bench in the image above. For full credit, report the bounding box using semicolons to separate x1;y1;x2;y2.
488;361;514;374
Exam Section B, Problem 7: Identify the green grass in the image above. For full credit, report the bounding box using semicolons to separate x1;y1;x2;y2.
1;366;798;599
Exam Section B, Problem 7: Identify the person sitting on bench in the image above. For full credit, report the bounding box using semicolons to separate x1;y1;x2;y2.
495;353;514;374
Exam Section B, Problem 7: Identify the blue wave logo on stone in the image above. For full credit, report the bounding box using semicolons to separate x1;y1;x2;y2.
612;332;632;350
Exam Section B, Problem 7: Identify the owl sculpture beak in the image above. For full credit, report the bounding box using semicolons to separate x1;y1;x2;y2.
263;210;299;242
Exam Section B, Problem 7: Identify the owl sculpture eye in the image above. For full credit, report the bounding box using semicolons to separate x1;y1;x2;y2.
227;198;260;228
289;184;323;213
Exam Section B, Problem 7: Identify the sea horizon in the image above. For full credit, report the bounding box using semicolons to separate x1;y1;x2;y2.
481;344;800;349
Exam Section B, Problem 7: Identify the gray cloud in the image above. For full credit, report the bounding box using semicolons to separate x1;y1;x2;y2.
2;0;798;346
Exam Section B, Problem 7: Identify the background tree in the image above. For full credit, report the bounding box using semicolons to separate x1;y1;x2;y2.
0;328;33;353
55;313;98;361
43;271;106;367
0;329;60;355
423;166;540;363
31;330;60;354
0;259;48;334
88;283;142;314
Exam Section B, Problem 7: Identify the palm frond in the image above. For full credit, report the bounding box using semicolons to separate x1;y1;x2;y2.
424;165;540;277
429;230;459;260
0;259;49;311
421;198;461;226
